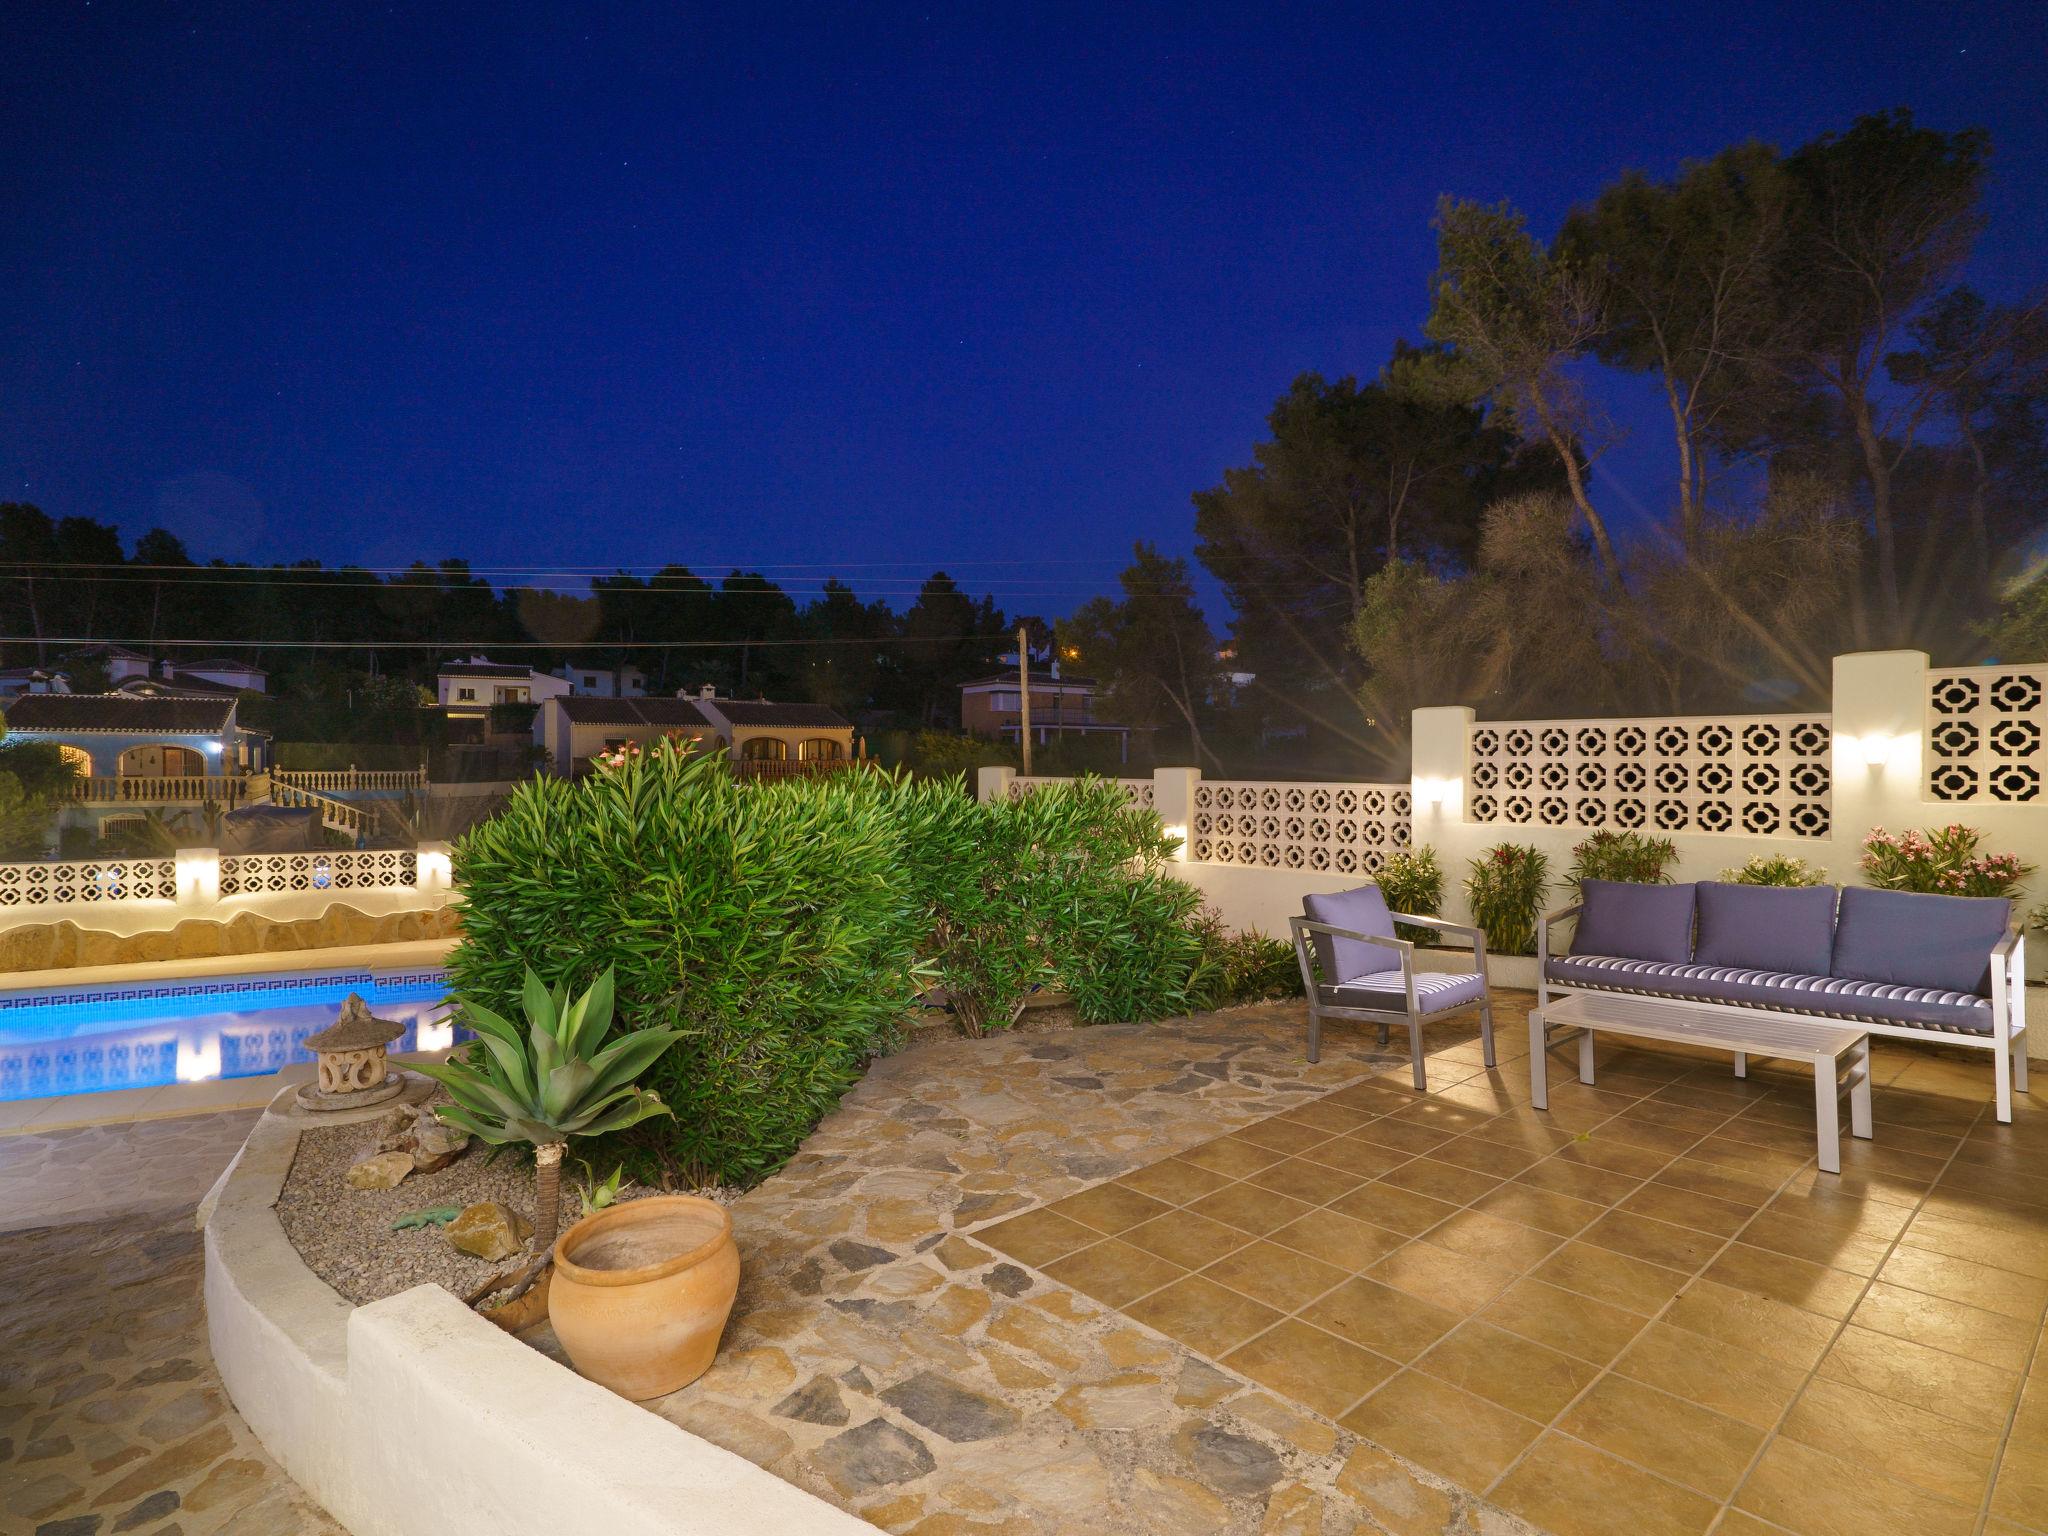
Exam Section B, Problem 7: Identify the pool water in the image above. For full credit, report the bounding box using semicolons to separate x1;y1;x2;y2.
0;970;454;1102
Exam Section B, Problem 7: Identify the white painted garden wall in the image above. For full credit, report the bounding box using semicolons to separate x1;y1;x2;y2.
979;650;2048;989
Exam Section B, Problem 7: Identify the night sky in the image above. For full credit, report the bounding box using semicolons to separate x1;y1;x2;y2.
4;2;2044;617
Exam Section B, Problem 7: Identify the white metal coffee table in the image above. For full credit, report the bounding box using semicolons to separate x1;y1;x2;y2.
1531;991;1872;1174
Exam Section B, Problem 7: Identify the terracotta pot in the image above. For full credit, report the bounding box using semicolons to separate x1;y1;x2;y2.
548;1195;739;1400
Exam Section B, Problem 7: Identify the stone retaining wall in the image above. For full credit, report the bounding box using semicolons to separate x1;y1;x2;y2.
0;903;462;974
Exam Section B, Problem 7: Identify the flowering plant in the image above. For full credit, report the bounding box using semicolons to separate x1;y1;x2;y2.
1860;825;2033;901
1721;854;1825;888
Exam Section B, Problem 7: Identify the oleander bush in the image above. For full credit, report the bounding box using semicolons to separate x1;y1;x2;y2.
1861;824;2033;901
1721;853;1826;887
1464;842;1550;956
1375;847;1444;943
1569;829;1679;891
449;747;1205;1183
1186;908;1303;1009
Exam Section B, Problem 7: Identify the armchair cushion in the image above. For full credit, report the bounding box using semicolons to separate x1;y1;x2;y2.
1303;885;1403;982
1329;970;1487;1016
1695;881;1838;976
1831;887;2010;997
1570;879;1697;964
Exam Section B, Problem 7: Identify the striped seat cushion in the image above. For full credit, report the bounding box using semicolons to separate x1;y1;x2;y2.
1545;954;1993;1036
1327;969;1487;1016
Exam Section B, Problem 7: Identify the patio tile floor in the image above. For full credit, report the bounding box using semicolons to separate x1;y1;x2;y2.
963;996;2048;1536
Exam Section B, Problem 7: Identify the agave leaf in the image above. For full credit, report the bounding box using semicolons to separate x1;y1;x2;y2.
541;1057;597;1121
504;1113;563;1145
457;999;525;1052
522;967;556;1039
432;1103;521;1145
472;1028;537;1106
584;1027;684;1100
563;968;616;1058
569;1090;674;1138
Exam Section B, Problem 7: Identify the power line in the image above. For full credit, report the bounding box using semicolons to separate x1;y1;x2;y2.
0;634;1021;650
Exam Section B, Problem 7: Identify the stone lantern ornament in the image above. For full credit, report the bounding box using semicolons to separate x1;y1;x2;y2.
297;993;411;1111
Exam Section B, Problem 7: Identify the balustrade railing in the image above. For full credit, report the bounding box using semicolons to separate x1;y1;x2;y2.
273;768;429;792
63;775;253;805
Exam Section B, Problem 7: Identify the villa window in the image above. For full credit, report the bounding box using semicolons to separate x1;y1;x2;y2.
456;687;476;701
797;737;843;761
741;737;788;761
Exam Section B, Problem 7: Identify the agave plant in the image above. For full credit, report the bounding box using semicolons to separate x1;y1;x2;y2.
415;966;682;1288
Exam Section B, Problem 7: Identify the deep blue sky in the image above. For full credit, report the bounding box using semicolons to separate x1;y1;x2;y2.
4;2;2044;620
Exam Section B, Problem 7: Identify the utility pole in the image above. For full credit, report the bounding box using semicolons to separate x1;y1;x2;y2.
1017;625;1032;776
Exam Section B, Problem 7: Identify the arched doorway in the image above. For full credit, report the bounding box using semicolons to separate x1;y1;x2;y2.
740;737;788;762
120;743;207;778
797;737;843;762
57;744;91;778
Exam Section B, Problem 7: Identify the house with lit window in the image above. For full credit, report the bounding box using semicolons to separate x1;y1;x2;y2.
535;689;856;775
435;657;572;719
552;662;647;698
959;664;1137;761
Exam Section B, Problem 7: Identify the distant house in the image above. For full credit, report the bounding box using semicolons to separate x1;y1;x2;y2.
63;644;156;684
535;689;857;774
0;667;72;700
553;662;647;698
959;665;1137;761
436;657;572;720
179;657;268;693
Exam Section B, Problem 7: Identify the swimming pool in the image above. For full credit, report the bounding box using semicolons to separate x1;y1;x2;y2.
0;968;453;1102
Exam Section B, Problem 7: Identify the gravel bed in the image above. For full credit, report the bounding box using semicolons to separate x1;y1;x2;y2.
276;1106;731;1306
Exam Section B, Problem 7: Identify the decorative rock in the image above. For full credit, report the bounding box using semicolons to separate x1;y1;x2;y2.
878;1372;1021;1444
774;1377;850;1427
409;1116;470;1174
829;1239;897;1272
1175;1423;1283;1497
344;1152;414;1192
983;1263;1032;1297
443;1202;530;1261
1333;1444;1456;1536
932;1236;989;1271
1173;1357;1239;1408
811;1418;938;1496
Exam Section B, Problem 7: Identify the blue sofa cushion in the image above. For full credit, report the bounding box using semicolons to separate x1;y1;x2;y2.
1329;970;1486;1016
1832;887;2009;996
1571;879;1697;964
1695;881;1838;975
1303;886;1403;983
1543;955;1995;1035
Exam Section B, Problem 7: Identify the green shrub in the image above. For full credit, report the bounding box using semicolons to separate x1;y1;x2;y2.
1375;847;1444;942
1464;843;1550;956
905;774;1202;1032
1861;825;2033;900
1721;853;1825;887
904;730;1014;780
449;752;1205;1184
1185;908;1302;1009
1569;830;1679;891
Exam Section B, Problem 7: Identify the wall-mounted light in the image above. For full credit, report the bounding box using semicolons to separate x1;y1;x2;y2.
1857;734;1895;768
204;739;223;755
1161;824;1189;861
1416;777;1450;808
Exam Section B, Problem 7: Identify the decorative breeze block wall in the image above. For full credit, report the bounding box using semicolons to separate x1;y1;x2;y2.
0;858;178;906
1191;781;1413;871
1927;666;2045;804
219;850;419;898
1467;715;1833;839
1008;776;1155;808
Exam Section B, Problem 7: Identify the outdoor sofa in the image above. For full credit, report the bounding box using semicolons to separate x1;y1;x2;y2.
1289;885;1497;1090
1540;879;2029;1121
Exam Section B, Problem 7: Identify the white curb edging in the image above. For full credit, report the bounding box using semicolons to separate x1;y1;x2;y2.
203;1090;871;1536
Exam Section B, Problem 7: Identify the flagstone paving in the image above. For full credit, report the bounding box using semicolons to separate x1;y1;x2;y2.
0;1110;343;1535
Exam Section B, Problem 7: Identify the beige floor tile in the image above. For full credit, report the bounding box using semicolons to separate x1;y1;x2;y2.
1413;1318;1598;1421
1264;1210;1408;1272
1531;1240;1690;1315
1662;1278;1840;1369
1299;1275;1463;1363
1045;1180;1176;1236
1326;1181;1461;1237
1125;1274;1284;1357
1779;1374;1999;1507
1734;1432;1978;1536
1428;1133;1546;1178
1178;1135;1289;1179
1113;1157;1233;1207
1489;1430;1721;1536
1300;1134;1416;1178
1514;1158;1644;1207
1187;1180;1314;1237
1201;1240;1348;1313
1579;1208;1724;1273
1424;1208;1567;1270
1467;1180;1608;1239
978;1206;1100;1267
1816;1325;2020;1434
1346;1117;1455;1157
1041;1238;1184;1308
1375;1154;1504;1207
1340;1369;1543;1491
1850;1280;2036;1370
1221;1317;1397;1418
1614;1320;1810;1431
1877;1242;2048;1323
1244;1155;1368;1206
1367;1239;1521;1315
1233;1117;1337;1156
1702;1243;1870;1321
1653;1156;1784;1208
1479;1276;1650;1367
1555;1373;1763;1500
1120;1206;1254;1270
1615;1179;1758;1238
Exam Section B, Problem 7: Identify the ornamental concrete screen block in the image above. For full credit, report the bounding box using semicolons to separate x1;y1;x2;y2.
1926;663;2046;805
